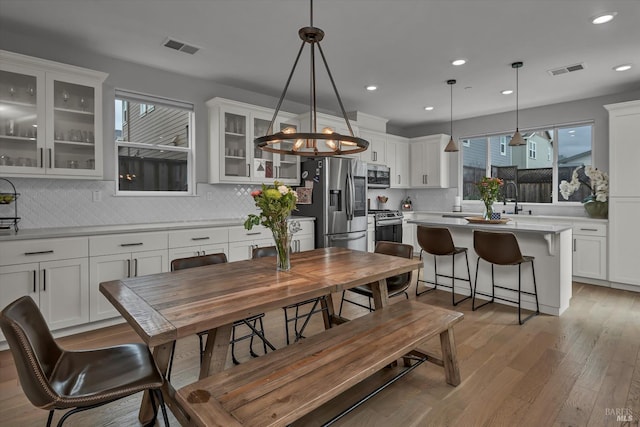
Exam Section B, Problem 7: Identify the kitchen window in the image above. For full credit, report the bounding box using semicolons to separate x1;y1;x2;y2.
115;90;194;194
461;122;593;204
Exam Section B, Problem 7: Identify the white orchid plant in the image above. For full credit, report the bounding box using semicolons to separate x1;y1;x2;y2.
559;165;609;203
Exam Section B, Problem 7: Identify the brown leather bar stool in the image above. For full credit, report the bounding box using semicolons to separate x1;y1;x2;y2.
415;226;472;306
252;246;330;345
472;230;540;325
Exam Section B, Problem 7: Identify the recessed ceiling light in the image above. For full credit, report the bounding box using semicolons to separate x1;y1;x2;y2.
613;64;633;72
501;89;513;95
451;59;467;66
591;12;617;24
424;106;434;111
365;85;378;91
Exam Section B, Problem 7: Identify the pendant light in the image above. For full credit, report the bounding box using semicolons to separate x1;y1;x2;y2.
254;0;368;157
444;79;459;152
509;61;526;146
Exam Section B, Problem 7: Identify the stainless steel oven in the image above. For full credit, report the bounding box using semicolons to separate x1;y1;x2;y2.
370;210;403;244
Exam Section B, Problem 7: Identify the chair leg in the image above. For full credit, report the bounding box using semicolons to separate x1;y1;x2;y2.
155;388;170;427
231;324;240;365
416;250;437;297
146;387;160;427
518;260;540;325
338;290;346;316
166;341;177;381
47;410;54;427
472;258;494;311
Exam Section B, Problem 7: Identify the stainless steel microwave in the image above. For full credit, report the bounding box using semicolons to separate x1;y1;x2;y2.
367;164;390;188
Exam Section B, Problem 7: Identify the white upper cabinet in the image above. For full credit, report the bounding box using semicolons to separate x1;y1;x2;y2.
605;100;640;198
0;50;107;178
409;134;451;188
207;97;299;184
386;134;410;188
359;129;386;165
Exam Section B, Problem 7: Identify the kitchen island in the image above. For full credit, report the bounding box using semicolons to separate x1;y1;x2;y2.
409;217;573;316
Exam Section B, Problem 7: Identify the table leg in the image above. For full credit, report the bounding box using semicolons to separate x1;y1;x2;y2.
439;327;461;386
138;341;174;423
200;323;232;379
371;278;390;309
321;293;335;329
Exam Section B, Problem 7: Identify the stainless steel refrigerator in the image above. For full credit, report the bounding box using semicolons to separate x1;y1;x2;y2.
296;157;368;251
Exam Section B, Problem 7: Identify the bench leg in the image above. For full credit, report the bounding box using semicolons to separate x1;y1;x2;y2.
439;327;461;386
200;323;233;379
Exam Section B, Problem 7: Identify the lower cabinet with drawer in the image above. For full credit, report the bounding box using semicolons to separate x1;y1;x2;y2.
0;237;89;342
291;219;315;253
228;225;273;262
572;221;607;281
168;228;229;262
89;232;169;321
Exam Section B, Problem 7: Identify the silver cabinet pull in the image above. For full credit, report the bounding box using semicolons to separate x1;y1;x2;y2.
246;232;261;236
126;259;131;278
579;228;598;232
39;148;44;168
398;174;401;185
48;148;52;169
33;270;37;293
573;239;576;252
134;258;138;277
42;269;46;291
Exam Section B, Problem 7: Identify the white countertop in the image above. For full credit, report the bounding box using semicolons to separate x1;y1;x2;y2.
0;216;315;241
403;210;606;224
408;216;572;234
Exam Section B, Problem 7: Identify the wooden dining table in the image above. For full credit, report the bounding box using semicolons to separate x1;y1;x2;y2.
100;247;422;425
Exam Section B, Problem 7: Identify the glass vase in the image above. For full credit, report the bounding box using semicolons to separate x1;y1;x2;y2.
272;228;291;271
483;200;494;220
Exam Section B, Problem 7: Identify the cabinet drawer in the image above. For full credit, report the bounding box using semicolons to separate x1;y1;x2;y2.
89;232;168;256
292;220;314;236
228;225;270;242
168;228;228;248
0;237;89;266
572;222;607;237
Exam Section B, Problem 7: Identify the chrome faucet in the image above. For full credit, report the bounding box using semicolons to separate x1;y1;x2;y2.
503;181;523;214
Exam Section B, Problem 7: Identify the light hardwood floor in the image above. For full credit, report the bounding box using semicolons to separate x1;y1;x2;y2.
1;280;639;426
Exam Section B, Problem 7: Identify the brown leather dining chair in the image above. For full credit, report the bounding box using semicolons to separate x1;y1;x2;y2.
252;246;330;345
339;241;414;314
170;252;275;370
0;296;169;427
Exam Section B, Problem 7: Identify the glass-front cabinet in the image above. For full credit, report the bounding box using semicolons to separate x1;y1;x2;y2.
208;97;299;184
0;50;107;178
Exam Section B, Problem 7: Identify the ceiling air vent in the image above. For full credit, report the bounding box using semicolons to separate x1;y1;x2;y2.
547;63;586;76
163;37;200;55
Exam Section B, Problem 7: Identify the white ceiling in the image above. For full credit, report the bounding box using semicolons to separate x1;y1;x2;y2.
1;0;639;130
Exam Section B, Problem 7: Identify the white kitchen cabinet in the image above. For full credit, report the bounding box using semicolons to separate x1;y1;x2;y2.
605;100;640;288
572;221;607;281
409;134;451;188
358;129;386;165
228;225;273;262
367;215;375;252
89;232;168;321
290;219;315;253
386;134;410;188
207;97;299;184
402;213;417;252
0;237;89;341
0;50;107;178
168;228;228;262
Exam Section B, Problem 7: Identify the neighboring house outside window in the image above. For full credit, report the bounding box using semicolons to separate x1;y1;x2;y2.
529;141;537;159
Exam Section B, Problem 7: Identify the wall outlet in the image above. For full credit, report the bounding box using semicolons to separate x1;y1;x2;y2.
92;191;102;202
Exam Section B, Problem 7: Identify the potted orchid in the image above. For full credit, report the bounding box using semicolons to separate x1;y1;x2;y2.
559;165;609;218
476;177;504;220
244;181;298;271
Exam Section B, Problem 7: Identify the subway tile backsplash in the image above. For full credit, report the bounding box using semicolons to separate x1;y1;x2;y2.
9;179;260;229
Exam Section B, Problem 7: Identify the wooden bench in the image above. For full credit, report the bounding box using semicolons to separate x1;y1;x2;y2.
176;300;464;427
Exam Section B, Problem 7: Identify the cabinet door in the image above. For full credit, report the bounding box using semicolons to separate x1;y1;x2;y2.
89;253;130;321
39;258;89;331
0;65;46;173
410;141;426;187
410;136;448;188
221;109;250;181
46;72;102;177
609;198;640;285
0;263;39;342
228;237;273;262
402;221;416;251
359;130;386;165
273;120;300;183
608;104;640;197
132;249;168;277
573;235;606;280
388;136;410;188
292;235;314;253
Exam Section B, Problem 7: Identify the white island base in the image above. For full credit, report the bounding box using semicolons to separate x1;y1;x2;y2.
409;218;573;316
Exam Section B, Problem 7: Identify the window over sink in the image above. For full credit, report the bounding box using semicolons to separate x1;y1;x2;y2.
115;90;194;194
461;122;593;204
